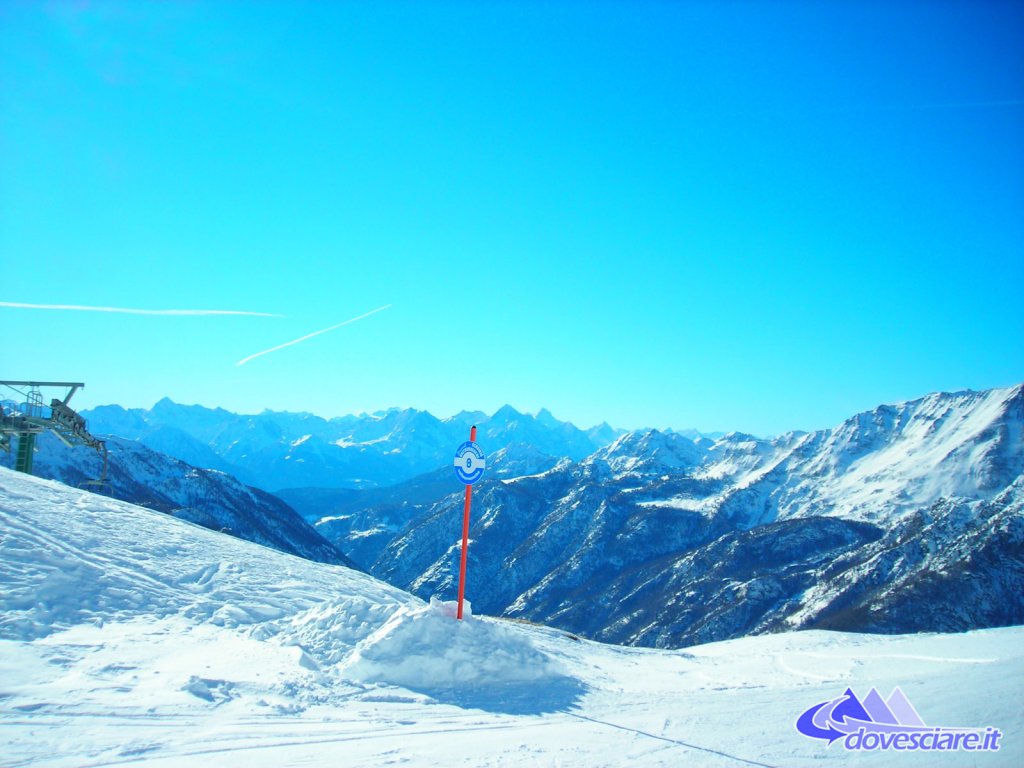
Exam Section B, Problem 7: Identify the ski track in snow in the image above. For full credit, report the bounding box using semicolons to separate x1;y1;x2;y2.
2;467;1022;767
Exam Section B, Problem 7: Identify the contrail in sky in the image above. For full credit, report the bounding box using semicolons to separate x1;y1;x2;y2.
0;301;281;317
236;304;392;367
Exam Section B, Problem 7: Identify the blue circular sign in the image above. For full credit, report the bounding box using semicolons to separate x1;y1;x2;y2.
453;440;486;485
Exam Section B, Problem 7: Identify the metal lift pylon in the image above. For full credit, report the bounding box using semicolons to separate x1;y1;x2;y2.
1;380;109;488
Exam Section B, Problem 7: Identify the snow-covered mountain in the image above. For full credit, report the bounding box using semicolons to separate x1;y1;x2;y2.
83;399;623;492
16;384;1021;653
0;431;352;567
327;385;1024;648
691;384;1024;528
3;468;1021;767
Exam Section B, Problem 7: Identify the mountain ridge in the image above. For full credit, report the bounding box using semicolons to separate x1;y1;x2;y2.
330;383;1024;648
8;382;1022;650
81;401;633;492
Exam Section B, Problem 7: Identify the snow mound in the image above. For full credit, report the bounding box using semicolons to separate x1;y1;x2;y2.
339;598;565;691
253;593;411;667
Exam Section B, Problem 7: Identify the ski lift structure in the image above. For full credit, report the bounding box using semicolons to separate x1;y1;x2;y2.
0;380;109;488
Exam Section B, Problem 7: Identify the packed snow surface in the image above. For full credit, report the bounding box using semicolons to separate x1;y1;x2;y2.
2;467;1021;767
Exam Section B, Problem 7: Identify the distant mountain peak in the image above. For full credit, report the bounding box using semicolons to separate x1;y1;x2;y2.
588;427;707;475
491;404;524;420
446;410;487;427
719;431;761;443
535;407;560;428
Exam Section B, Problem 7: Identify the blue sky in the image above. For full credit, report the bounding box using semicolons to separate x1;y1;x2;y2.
2;1;1022;436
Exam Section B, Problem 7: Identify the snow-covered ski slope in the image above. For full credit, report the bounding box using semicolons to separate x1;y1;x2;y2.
2;467;1021;767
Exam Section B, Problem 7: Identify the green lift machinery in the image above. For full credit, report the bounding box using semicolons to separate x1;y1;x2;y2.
0;381;108;485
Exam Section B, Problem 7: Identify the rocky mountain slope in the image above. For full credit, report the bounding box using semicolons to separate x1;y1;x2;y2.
328;385;1024;648
0;432;352;567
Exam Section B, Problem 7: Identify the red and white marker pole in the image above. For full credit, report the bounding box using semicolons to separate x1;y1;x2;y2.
456;425;476;620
